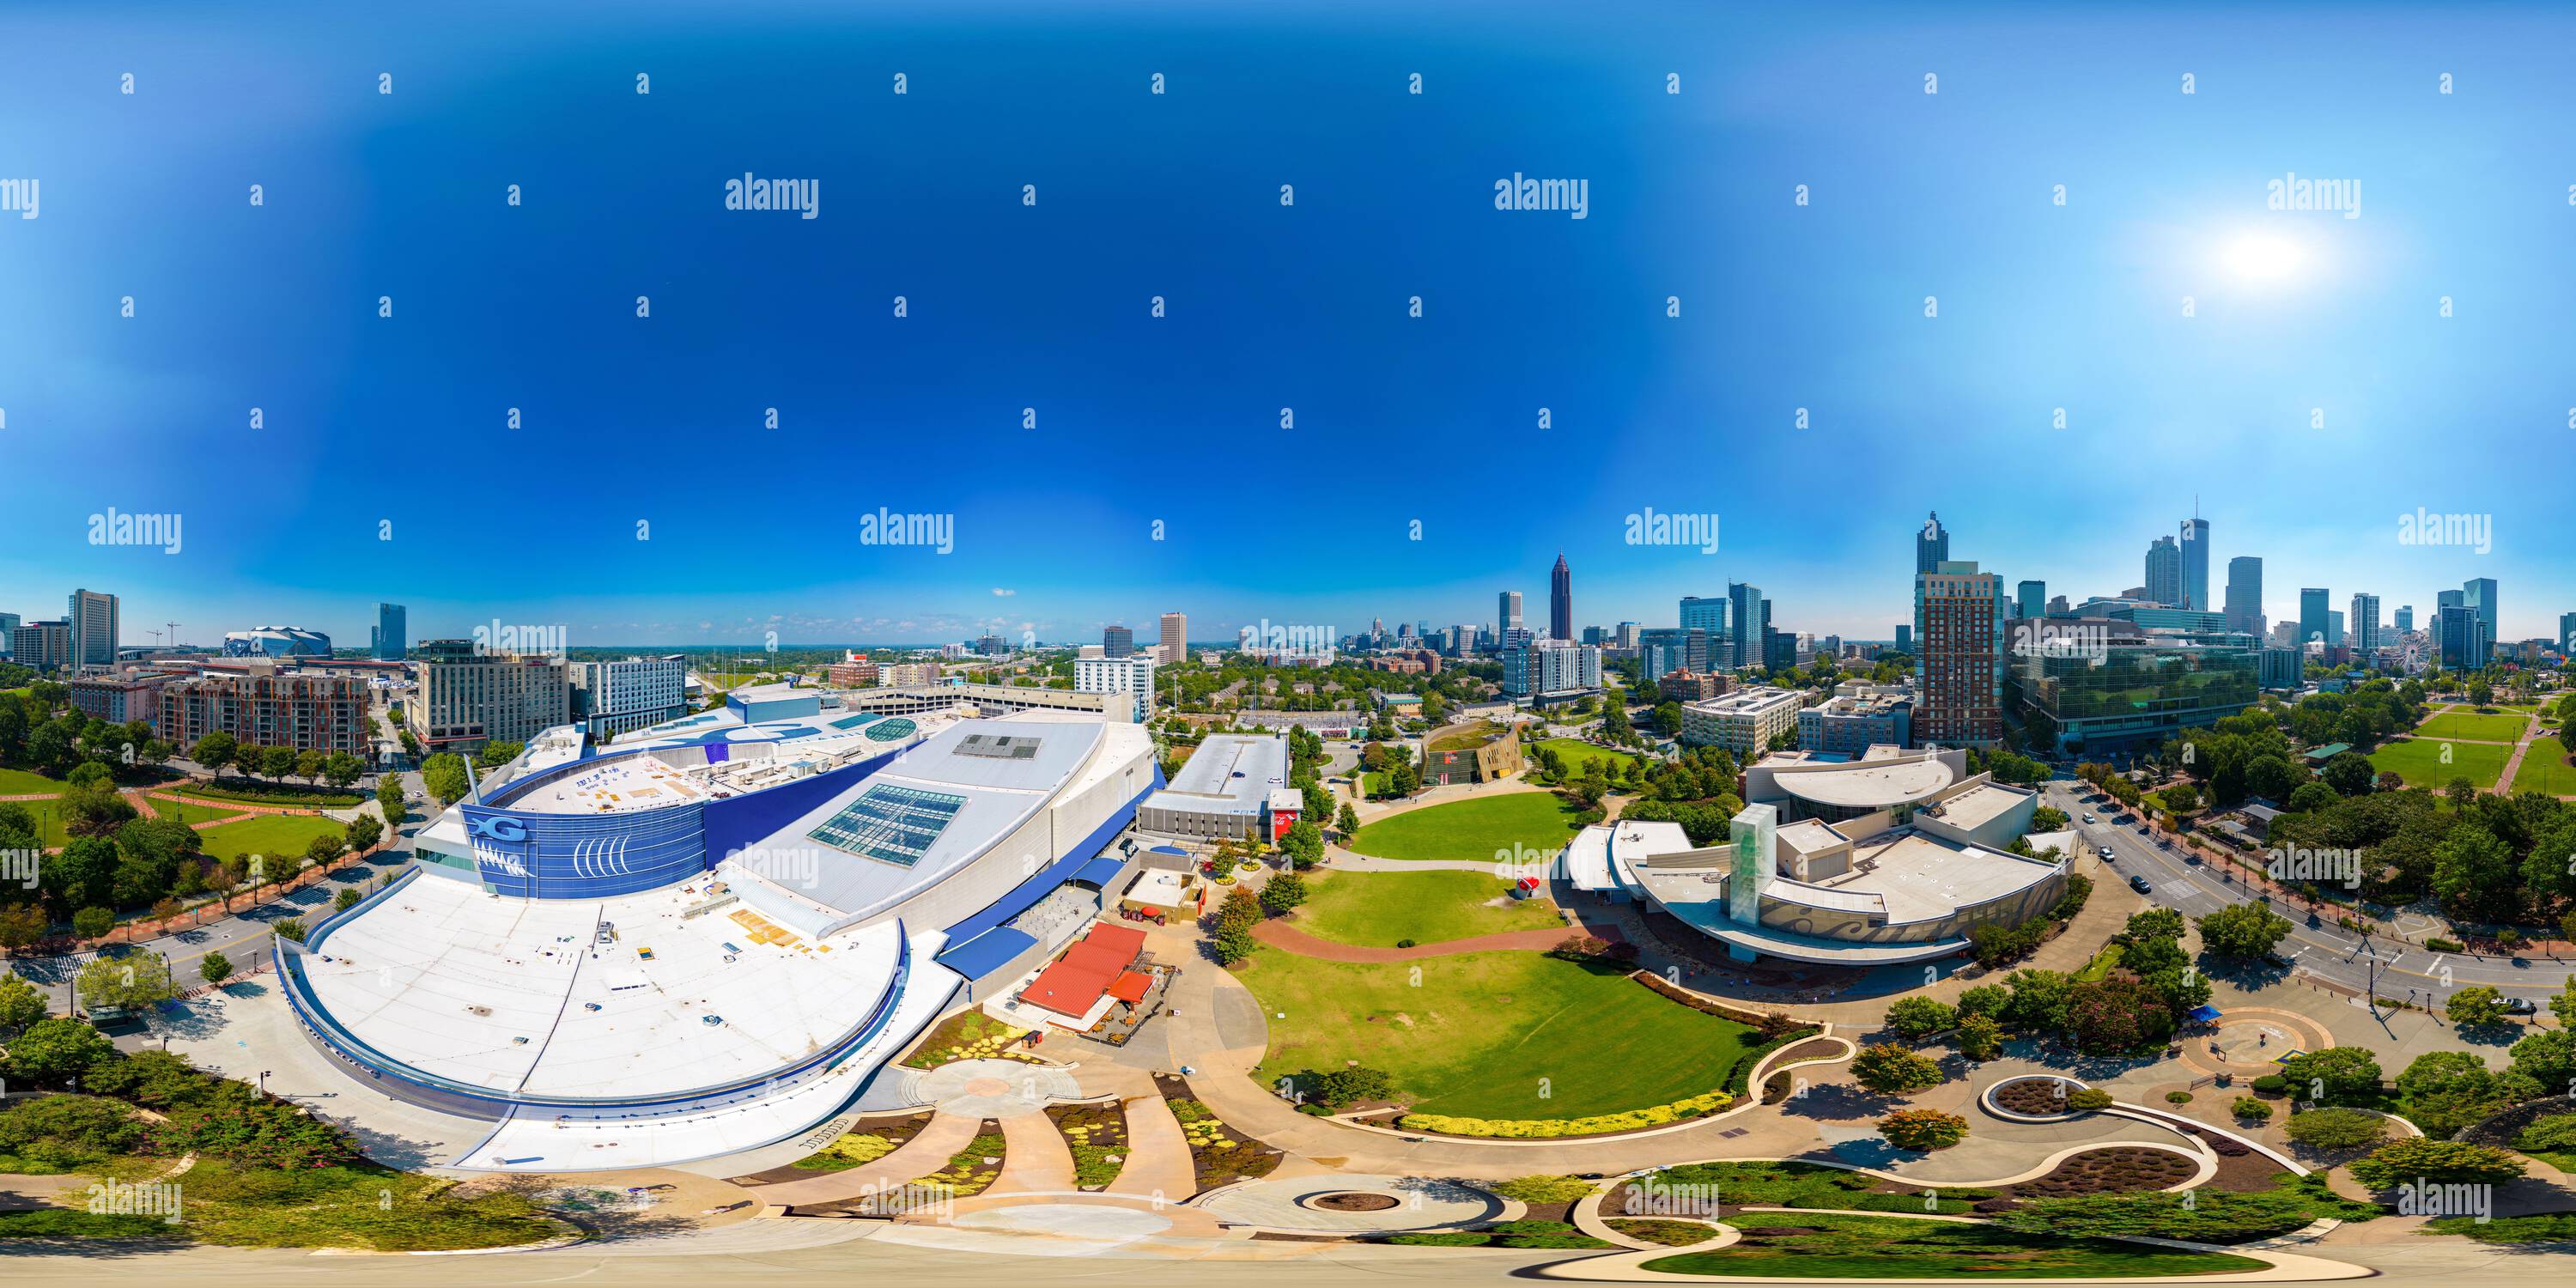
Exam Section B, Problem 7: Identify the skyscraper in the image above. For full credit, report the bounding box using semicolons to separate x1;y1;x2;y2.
1498;591;1523;641
2559;611;2574;653
2463;579;2498;663
374;602;407;660
1679;596;1727;665
1915;560;2005;747
2223;557;2263;637
2016;580;2045;623
2144;537;2183;607
1548;553;1572;642
1103;625;1133;658
2349;592;2381;656
2395;605;2414;636
1160;611;1187;664
0;611;16;657
67;588;118;668
2179;515;2210;612
2438;588;2464;610
2300;588;2330;648
1915;511;1949;575
2437;605;2489;670
1728;582;1764;674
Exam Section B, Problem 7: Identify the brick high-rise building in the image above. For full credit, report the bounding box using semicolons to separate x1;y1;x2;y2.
161;670;372;755
1914;560;2005;747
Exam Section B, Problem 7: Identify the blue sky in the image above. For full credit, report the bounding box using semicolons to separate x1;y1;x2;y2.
2;1;2568;649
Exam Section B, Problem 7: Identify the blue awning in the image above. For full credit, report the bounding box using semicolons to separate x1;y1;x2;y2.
2187;1005;2223;1023
934;927;1038;981
1072;854;1128;890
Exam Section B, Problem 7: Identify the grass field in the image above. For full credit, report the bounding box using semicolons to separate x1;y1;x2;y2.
1293;870;1562;947
1534;738;1641;776
2511;737;2576;797
193;814;346;863
0;797;75;847
0;766;68;796
1639;1212;2267;1279
1242;949;1756;1119
2413;711;2531;743
2369;737;2512;790
1346;793;1585;863
149;799;249;828
167;781;363;809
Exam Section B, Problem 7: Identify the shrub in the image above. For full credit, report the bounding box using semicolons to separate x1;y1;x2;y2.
1850;1043;1945;1096
2233;1097;2274;1122
1879;1108;1969;1151
2068;1088;2114;1111
2347;1139;2526;1191
2166;1091;2194;1104
2277;1047;2383;1104
1883;996;1956;1040
2426;937;2465;954
1957;1012;2003;1062
1307;1066;1396;1109
2250;1074;2289;1096
2283;1108;2389;1151
1386;1231;1489;1246
1258;870;1309;915
1954;985;2009;1019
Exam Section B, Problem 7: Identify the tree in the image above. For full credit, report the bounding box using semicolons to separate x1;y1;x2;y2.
2431;825;2518;921
2279;1046;2385;1104
295;750;326;784
76;951;176;1012
1259;870;1309;915
2322;751;2376;797
1956;984;2009;1019
2287;781;2340;813
2068;975;2175;1055
305;831;349;872
2119;908;2186;945
2508;1028;2576;1097
2002;968;2076;1034
2283;1108;2390;1151
1334;802;1359;835
2446;986;2512;1029
1279;819;1324;871
1884;996;1957;1040
1308;1066;1395;1108
272;917;307;944
2233;1096;2273;1121
0;902;46;953
320;752;365;790
344;813;382;854
1958;1012;2004;1061
0;970;48;1033
0;1017;118;1085
421;753;471;806
334;888;363;912
2347;1139;2526;1191
1850;1043;1945;1095
261;745;300;783
1210;924;1257;965
2196;903;2293;958
190;732;238;775
2031;805;2069;833
1213;888;1262;933
375;775;408;825
1878;1108;1969;1151
2551;975;2576;1032
198;951;234;987
70;906;115;940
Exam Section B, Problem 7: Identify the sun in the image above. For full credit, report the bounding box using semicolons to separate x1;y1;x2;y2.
2225;233;2305;282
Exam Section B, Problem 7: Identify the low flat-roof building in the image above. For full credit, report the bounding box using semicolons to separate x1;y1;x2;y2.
1798;690;1913;756
1680;686;1806;755
1136;734;1294;841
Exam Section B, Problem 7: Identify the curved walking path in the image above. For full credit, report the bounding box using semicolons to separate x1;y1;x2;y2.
737;1110;981;1208
1074;1063;1201;1201
990;1109;1074;1195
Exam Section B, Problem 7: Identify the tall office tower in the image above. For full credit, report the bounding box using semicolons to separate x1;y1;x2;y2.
1160;611;1187;663
67;588;118;667
2437;605;2490;670
1728;582;1763;673
1498;590;1523;640
2349;593;2382;655
374;602;407;660
0;611;16;657
2438;588;2465;610
2560;611;2575;652
2395;605;2414;636
2179;515;2210;611
2144;536;2184;607
2048;594;2071;615
2463;579;2498;662
2224;556;2264;636
1914;560;2006;747
2300;588;2330;647
2016;580;2045;623
1895;624;1913;653
1679;595;1727;650
1614;622;1638;648
2327;610;2345;647
1103;625;1133;658
1548;553;1572;641
1916;511;1949;575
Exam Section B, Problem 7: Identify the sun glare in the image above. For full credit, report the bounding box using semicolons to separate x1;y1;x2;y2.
2225;233;2305;282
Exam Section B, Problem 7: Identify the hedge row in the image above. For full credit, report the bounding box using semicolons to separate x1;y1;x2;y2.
1724;1028;1827;1099
1399;1088;1732;1139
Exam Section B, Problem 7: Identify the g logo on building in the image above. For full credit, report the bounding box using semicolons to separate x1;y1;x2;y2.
468;816;530;843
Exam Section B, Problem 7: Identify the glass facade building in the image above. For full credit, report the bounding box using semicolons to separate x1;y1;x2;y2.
2008;629;2261;754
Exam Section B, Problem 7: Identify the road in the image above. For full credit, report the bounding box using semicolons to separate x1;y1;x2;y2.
2042;778;2571;1009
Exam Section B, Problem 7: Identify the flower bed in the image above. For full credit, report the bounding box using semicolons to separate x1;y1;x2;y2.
1045;1100;1129;1189
1157;1074;1280;1190
1990;1075;2087;1118
1607;1218;1719;1246
789;1113;930;1171
899;1010;1045;1070
864;1123;1005;1209
1400;1087;1731;1139
2002;1147;2196;1199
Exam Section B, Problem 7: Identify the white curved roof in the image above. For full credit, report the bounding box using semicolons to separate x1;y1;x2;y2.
1776;755;1956;809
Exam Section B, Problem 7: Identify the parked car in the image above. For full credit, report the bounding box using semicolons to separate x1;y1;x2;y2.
2129;874;2153;893
2505;996;2540;1015
2081;813;2098;824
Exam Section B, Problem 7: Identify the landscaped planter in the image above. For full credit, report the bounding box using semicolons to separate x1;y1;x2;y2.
1984;1074;2093;1121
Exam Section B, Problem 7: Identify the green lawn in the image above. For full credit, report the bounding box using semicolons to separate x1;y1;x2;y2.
2413;711;2530;743
167;781;364;809
1;797;76;847
1293;870;1562;947
1242;948;1757;1119
0;766;68;796
2369;737;2512;790
1636;1161;1991;1215
2511;737;2576;797
193;814;347;863
1346;793;1585;863
1535;738;1641;776
1640;1212;2267;1279
1428;723;1508;754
